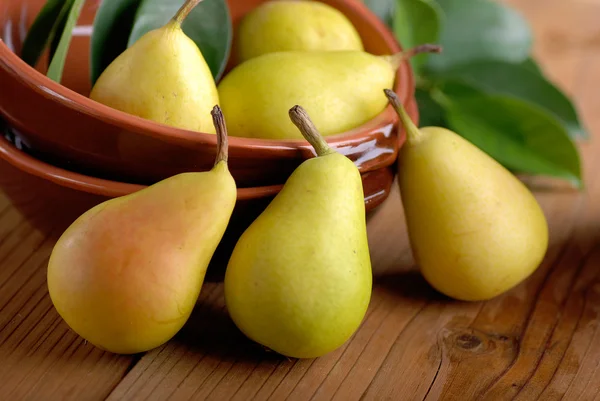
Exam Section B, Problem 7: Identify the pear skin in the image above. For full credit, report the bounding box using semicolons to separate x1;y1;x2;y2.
89;0;219;133
47;106;236;354
384;90;549;301
224;106;372;359
235;0;364;63
217;45;440;139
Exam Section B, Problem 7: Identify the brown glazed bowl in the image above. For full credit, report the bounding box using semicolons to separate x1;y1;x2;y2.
0;133;395;274
0;0;417;187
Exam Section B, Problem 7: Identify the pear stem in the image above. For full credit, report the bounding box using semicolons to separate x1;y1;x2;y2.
211;105;229;165
384;89;423;145
385;44;443;70
172;0;204;26
289;106;332;157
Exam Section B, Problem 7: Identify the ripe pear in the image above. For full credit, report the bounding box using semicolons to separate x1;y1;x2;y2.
217;45;440;139
384;89;549;301
47;106;237;354
89;0;219;133
224;106;372;359
234;0;364;64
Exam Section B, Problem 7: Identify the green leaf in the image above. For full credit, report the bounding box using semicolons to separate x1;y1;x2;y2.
427;0;532;72
393;0;443;75
362;0;396;27
415;88;446;127
20;0;74;67
442;90;582;188
437;79;482;99
46;0;86;82
127;0;232;80
49;0;75;60
432;60;587;139
89;0;141;85
520;57;543;76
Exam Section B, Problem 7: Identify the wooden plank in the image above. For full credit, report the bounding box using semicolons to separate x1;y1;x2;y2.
0;198;137;400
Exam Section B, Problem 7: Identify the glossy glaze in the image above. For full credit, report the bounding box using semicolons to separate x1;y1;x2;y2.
0;133;395;264
0;0;417;186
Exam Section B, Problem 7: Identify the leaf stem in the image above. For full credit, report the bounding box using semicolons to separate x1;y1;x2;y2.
210;105;229;165
46;0;86;83
384;44;443;70
172;0;204;26
288;106;332;157
384;89;423;145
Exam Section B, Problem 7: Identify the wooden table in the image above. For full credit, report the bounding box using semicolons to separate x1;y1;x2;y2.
1;0;599;399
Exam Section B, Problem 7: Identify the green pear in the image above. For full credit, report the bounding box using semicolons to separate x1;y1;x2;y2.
47;106;237;354
217;45;440;139
234;0;364;64
384;89;549;301
224;106;372;359
89;0;219;134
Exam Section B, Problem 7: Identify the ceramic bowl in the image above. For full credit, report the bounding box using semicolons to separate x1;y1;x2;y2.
0;0;417;187
0;132;395;272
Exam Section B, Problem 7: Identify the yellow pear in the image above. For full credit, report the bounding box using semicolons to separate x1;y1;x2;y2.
234;0;364;63
217;45;440;139
89;0;219;133
47;106;237;354
224;106;372;359
384;89;549;301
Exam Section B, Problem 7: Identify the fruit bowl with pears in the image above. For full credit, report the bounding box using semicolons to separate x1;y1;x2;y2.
0;0;428;271
0;0;421;189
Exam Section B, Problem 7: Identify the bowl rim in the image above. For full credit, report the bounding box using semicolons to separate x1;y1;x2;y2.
0;134;284;200
0;0;413;151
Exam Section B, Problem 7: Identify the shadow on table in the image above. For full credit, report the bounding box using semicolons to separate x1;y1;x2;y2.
173;297;284;363
374;270;449;303
172;271;452;364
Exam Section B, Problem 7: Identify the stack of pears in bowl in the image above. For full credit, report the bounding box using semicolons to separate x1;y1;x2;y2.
0;0;421;188
0;0;430;266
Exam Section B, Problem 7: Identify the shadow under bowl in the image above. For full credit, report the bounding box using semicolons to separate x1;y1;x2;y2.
0;0;416;187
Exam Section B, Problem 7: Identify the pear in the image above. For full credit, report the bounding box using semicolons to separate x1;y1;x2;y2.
384;89;549;301
217;45;441;139
224;106;372;359
89;0;219;133
234;0;364;64
47;106;237;354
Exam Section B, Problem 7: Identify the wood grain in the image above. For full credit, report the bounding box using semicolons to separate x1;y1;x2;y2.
1;0;600;399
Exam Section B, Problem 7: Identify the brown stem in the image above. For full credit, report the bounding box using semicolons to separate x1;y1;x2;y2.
210;105;229;165
288;106;332;157
384;44;443;70
172;0;204;25
404;44;442;58
384;89;423;145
